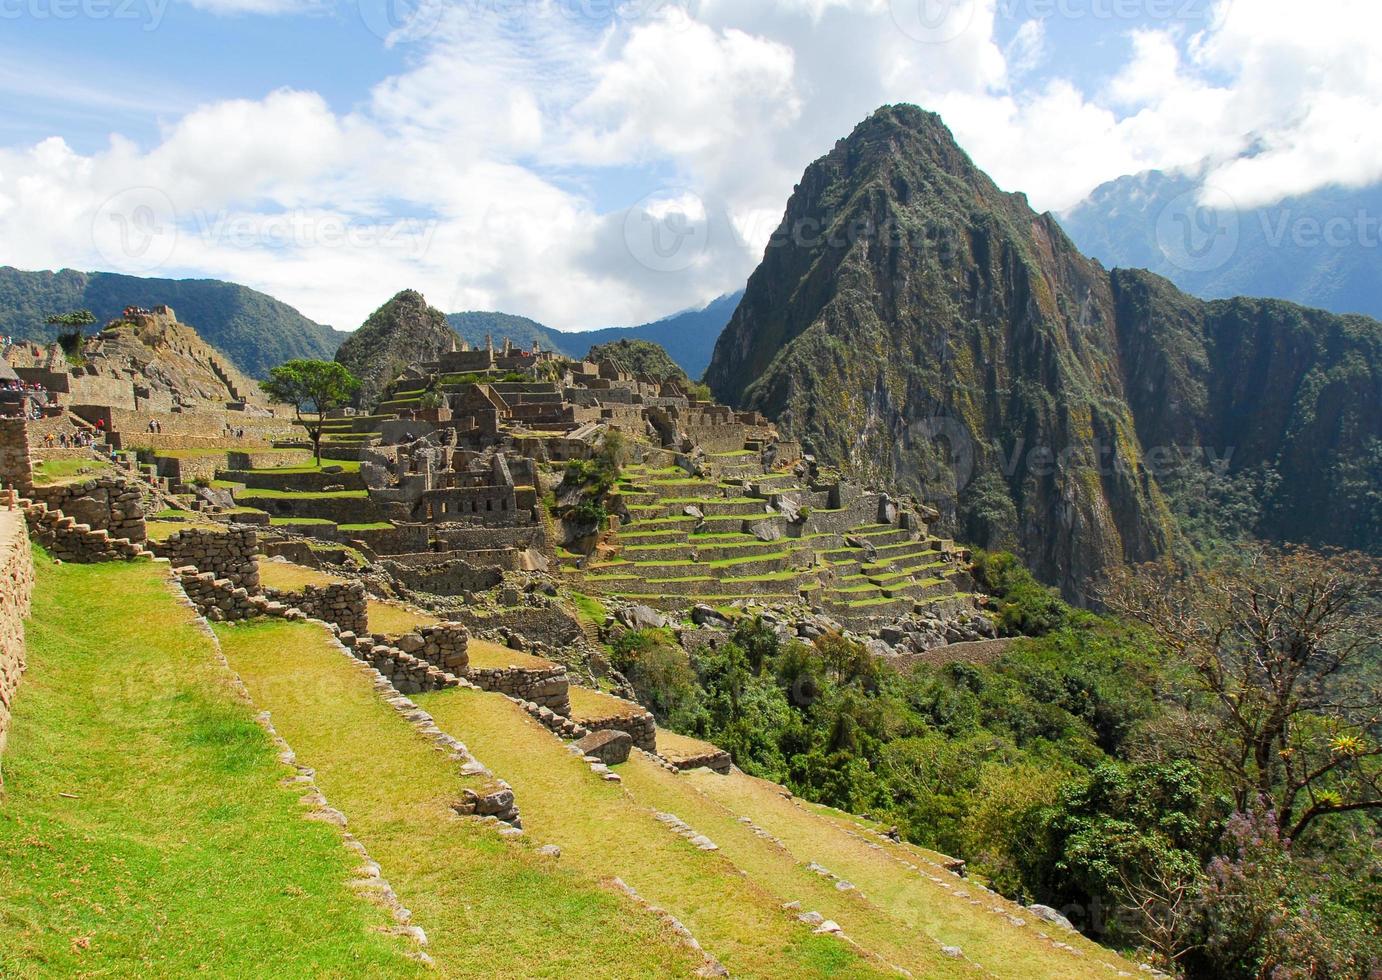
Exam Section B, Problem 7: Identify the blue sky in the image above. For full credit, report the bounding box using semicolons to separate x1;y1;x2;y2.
1;0;1375;332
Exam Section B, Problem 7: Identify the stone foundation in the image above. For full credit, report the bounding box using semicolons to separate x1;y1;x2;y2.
466;665;570;714
153;527;259;588
265;581;368;634
0;507;33;787
27;477;147;543
0;419;33;490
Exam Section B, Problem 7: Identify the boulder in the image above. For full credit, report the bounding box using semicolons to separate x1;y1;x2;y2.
683;504;704;521
691;604;730;627
749;521;781;542
574;729;633;765
620;604;668;630
1026;904;1076;931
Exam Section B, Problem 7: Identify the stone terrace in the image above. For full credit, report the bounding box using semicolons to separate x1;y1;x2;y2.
565;460;973;628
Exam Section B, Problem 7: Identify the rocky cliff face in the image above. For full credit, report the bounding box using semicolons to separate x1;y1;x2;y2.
335;290;457;410
706;106;1381;599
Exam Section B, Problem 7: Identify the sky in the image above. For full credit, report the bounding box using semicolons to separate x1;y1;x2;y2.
0;0;1377;333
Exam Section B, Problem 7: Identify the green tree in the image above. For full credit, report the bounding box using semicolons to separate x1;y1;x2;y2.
259;359;360;465
46;309;96;359
1103;547;1382;842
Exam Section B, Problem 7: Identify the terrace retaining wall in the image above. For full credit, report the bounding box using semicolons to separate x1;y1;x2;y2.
264;581;368;634
467;665;570;714
26;477;146;543
152;527;259;588
0;507;33;787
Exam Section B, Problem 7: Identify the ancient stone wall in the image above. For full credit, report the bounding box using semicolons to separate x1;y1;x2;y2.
265;581;368;634
0;419;33;490
18;494;152;563
27;478;146;542
152;527;259;588
450;606;586;649
376;557;503;596
578;706;657;753
385;624;470;674
0;507;33;787
336;629;460;695
430;524;545;553
467;665;570;713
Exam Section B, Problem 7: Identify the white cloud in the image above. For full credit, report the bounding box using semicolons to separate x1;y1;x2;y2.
0;0;1378;331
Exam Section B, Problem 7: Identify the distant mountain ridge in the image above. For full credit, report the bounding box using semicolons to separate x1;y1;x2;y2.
0;266;342;378
1059;170;1382;320
447;291;742;379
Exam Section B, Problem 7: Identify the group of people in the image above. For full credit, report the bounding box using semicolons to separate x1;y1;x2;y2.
221;423;246;438
41;429;98;449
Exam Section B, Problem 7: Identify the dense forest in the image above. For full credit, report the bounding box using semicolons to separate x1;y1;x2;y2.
607;548;1381;977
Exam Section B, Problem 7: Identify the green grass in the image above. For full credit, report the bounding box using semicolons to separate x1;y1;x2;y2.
268;517;337;527
338;522;393;532
0;556;419;978
28;457;115;486
568;591;607;629
685;769;1133;979
418;688;895;979
215;620;698;977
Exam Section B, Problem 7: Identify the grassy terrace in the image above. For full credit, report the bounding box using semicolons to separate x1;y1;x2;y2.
419;688;901;979
258;560;345;591
366;599;442;637
685;769;1133;979
216;620;697;977
0;558;418;977
28;457;117;486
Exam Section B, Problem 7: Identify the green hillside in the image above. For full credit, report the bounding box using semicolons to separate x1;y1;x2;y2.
0;267;342;378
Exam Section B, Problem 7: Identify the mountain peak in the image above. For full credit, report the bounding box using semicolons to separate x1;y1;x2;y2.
335;289;455;409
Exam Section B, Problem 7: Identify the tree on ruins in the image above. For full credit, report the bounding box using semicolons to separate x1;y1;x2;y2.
46;309;96;361
1101;546;1382;843
259;359;360;466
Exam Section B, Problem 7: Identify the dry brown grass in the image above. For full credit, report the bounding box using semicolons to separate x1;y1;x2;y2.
567;685;648;722
366;599;442;637
257;560;345;592
464;639;558;671
656;729;725;764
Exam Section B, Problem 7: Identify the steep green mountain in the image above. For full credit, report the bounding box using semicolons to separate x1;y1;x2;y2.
335;289;457;410
445;311;555;353
1060;170;1382;321
585;338;687;381
0;266;341;377
705;105;1381;599
447;291;741;379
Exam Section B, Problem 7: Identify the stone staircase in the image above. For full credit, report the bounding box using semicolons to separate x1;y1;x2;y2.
5;490;156;563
